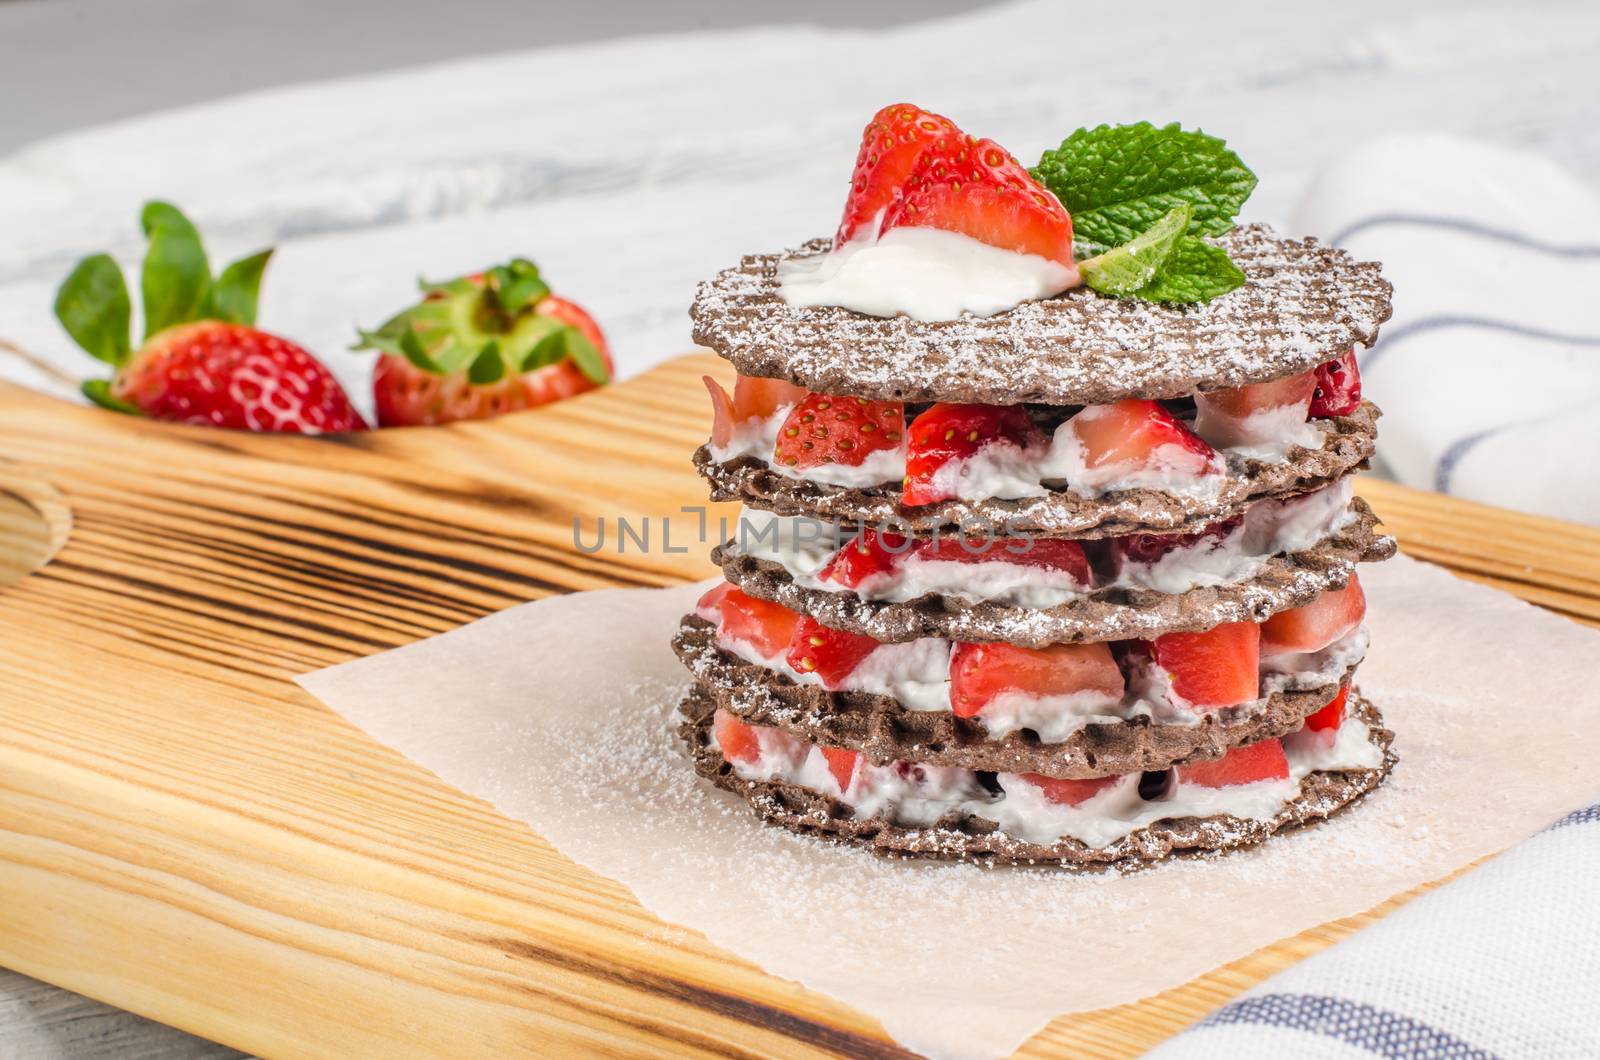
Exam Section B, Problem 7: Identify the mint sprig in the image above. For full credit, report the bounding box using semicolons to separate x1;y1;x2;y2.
1034;122;1256;304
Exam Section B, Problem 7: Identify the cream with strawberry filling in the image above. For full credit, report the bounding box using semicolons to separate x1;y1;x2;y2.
1193;369;1326;461
711;707;1384;848
1042;399;1225;501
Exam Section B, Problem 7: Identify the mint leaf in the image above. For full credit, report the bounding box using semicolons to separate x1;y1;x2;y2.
1135;236;1246;303
1080;203;1191;296
1033;122;1256;251
54;253;131;365
139;201;211;339
209;248;272;325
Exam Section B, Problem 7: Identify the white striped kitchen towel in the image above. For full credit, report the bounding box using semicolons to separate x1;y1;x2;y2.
1151;798;1600;1059
1292;134;1600;527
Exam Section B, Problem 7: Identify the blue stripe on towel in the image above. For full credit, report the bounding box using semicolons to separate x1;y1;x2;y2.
1546;803;1600;831
1362;316;1600;374
1330;213;1600;258
1434;428;1501;493
1195;993;1495;1058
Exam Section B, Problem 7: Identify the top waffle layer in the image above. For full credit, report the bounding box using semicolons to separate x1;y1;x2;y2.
691;224;1392;406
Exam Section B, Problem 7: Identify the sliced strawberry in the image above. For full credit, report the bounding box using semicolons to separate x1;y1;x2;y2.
886;133;1075;267
713;708;762;766
818;528;909;589
821;746;862;792
718;587;801;659
917;534;1092;588
1177;738;1289;788
1109;516;1244;572
696;581;734;621
836;103;962;247
949;641;1124;719
1193;369;1317;449
1150;621;1261;710
1309;350;1363;417
735;374;808;418
773;393;905;471
786;616;882;689
1017;773;1120;807
903;402;1045;506
1064;399;1218;487
703;376;739;448
1260;574;1365;655
1303;683;1350;733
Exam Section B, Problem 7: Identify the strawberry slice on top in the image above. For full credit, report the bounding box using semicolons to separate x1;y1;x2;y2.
773;393;905;471
836;103;962;247
1176;738;1290;788
903;402;1046;506
1309;350;1363;417
1149;621;1261;711
1062;399;1220;491
786;616;882;689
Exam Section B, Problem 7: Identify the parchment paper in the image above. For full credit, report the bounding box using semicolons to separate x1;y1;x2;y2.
297;554;1600;1059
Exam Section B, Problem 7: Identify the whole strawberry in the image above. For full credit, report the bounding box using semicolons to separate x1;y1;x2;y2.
54;202;366;433
355;259;612;427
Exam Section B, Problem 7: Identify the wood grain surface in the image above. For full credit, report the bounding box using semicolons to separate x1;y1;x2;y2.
2;352;1598;1059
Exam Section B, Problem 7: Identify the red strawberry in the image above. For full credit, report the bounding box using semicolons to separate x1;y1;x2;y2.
56;201;365;433
705;373;810;447
1017;773;1119;807
1303;683;1350;733
917;534;1092;588
1064;399;1218;487
773;393;905;470
836;103;962;247
818;528;910;589
1193;369;1316;449
359;260;613;426
1309;350;1363;417
713;708;763;766
718;587;801;658
821;746;862;792
887;133;1075;267
1177;738;1289;788
696;581;734;621
949;641;1124;719
1150;621;1261;710
1109;516;1245;572
786;616;882;689
903;403;1045;506
1260;574;1365;655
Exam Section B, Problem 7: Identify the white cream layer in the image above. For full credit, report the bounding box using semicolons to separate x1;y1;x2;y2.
714;712;1383;849
776;226;1079;322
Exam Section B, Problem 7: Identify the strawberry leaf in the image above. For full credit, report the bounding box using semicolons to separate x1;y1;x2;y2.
398;327;444;373
139;201;212;339
209;248;273;326
81;379;140;414
54;253;131;365
468;341;506;384
563;329;609;385
486;258;549;315
521;329;567;372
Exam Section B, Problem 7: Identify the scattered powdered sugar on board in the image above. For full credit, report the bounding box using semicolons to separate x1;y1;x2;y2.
297;557;1600;1060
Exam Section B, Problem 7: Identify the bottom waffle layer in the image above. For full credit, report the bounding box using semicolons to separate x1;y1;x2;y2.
676;684;1395;870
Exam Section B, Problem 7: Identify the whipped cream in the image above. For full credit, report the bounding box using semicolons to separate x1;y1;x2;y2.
776;226;1078;322
714;714;1384;849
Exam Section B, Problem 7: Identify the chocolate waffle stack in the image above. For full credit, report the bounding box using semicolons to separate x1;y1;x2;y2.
671;219;1397;870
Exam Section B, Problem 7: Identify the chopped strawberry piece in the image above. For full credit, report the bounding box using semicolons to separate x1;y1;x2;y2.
696;581;734;621
949;641;1124;719
821;746;862;792
1150;621;1261;710
773;393;905;470
1064;399;1218;487
1109;516;1244;572
713;708;763;766
1193;370;1317;449
1303;684;1350;733
903;402;1045;506
1177;738;1289;788
705;374;809;448
917;534;1092;588
1260;574;1366;655
703;376;739;448
818;528;910;589
1017;773;1120;807
886;133;1075;267
786;616;882;689
836;103;962;247
1309;350;1363;417
718;587;801;659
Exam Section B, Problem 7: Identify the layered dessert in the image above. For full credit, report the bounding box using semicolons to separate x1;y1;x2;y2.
674;106;1395;869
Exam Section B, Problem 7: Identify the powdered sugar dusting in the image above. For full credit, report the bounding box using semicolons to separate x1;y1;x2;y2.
690;224;1393;406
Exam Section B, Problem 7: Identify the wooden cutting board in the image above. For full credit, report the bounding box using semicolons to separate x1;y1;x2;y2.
2;352;1597;1059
